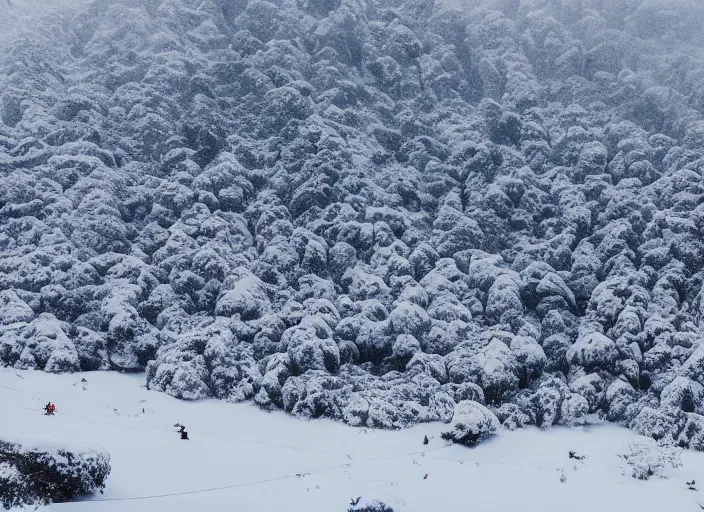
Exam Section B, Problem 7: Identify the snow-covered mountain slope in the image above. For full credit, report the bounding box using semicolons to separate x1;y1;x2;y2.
2;0;704;445
2;368;704;512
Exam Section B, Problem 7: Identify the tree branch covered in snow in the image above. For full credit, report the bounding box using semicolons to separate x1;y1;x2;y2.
1;0;704;446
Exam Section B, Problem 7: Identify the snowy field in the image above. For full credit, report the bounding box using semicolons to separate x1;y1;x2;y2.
2;369;704;511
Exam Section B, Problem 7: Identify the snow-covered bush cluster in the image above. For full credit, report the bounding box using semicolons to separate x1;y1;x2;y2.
0;439;111;509
619;442;683;480
2;0;704;446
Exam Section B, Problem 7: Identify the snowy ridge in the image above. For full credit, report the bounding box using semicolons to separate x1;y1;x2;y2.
1;0;704;448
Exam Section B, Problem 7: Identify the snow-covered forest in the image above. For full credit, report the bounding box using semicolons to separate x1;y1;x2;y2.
2;0;704;448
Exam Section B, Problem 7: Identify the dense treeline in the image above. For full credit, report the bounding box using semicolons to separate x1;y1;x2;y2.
2;0;704;447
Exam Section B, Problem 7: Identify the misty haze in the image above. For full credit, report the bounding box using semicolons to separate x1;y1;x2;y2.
2;0;704;510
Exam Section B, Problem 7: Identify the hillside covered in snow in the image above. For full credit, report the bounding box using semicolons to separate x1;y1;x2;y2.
2;0;704;447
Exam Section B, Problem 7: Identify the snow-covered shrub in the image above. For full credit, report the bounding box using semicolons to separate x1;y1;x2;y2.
388;301;431;338
441;400;500;447
569;373;605;413
509;335;546;386
619;442;683;480
0;439;110;508
215;269;271;321
282;316;340;375
523;377;588;428
0;290;34;325
629;406;684;442
387;334;421;370
566;332;617;371
604;379;639;423
348;497;395;512
494;403;531;431
659;377;704;414
469;338;520;404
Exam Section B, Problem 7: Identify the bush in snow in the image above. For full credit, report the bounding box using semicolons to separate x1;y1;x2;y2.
659;377;704;414
619;442;682;481
565;332;617;371
522;377;589;428
0;439;110;509
282;316;340;375
468;338;520;404
348;497;395;512
441;400;500;447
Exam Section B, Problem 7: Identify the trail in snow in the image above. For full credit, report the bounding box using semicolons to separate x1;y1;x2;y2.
3;368;704;512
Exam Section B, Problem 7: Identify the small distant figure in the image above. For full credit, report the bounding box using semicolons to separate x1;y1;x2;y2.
688;479;697;491
423;473;428;480
44;402;56;415
181;430;189;440
423;435;429;445
350;497;361;506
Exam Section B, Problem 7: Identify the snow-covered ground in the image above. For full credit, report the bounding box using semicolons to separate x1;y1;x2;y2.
2;368;704;512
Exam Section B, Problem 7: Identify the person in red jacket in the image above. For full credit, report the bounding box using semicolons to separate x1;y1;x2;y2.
44;402;56;415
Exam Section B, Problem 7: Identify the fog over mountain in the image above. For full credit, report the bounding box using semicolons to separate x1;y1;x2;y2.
2;0;704;448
